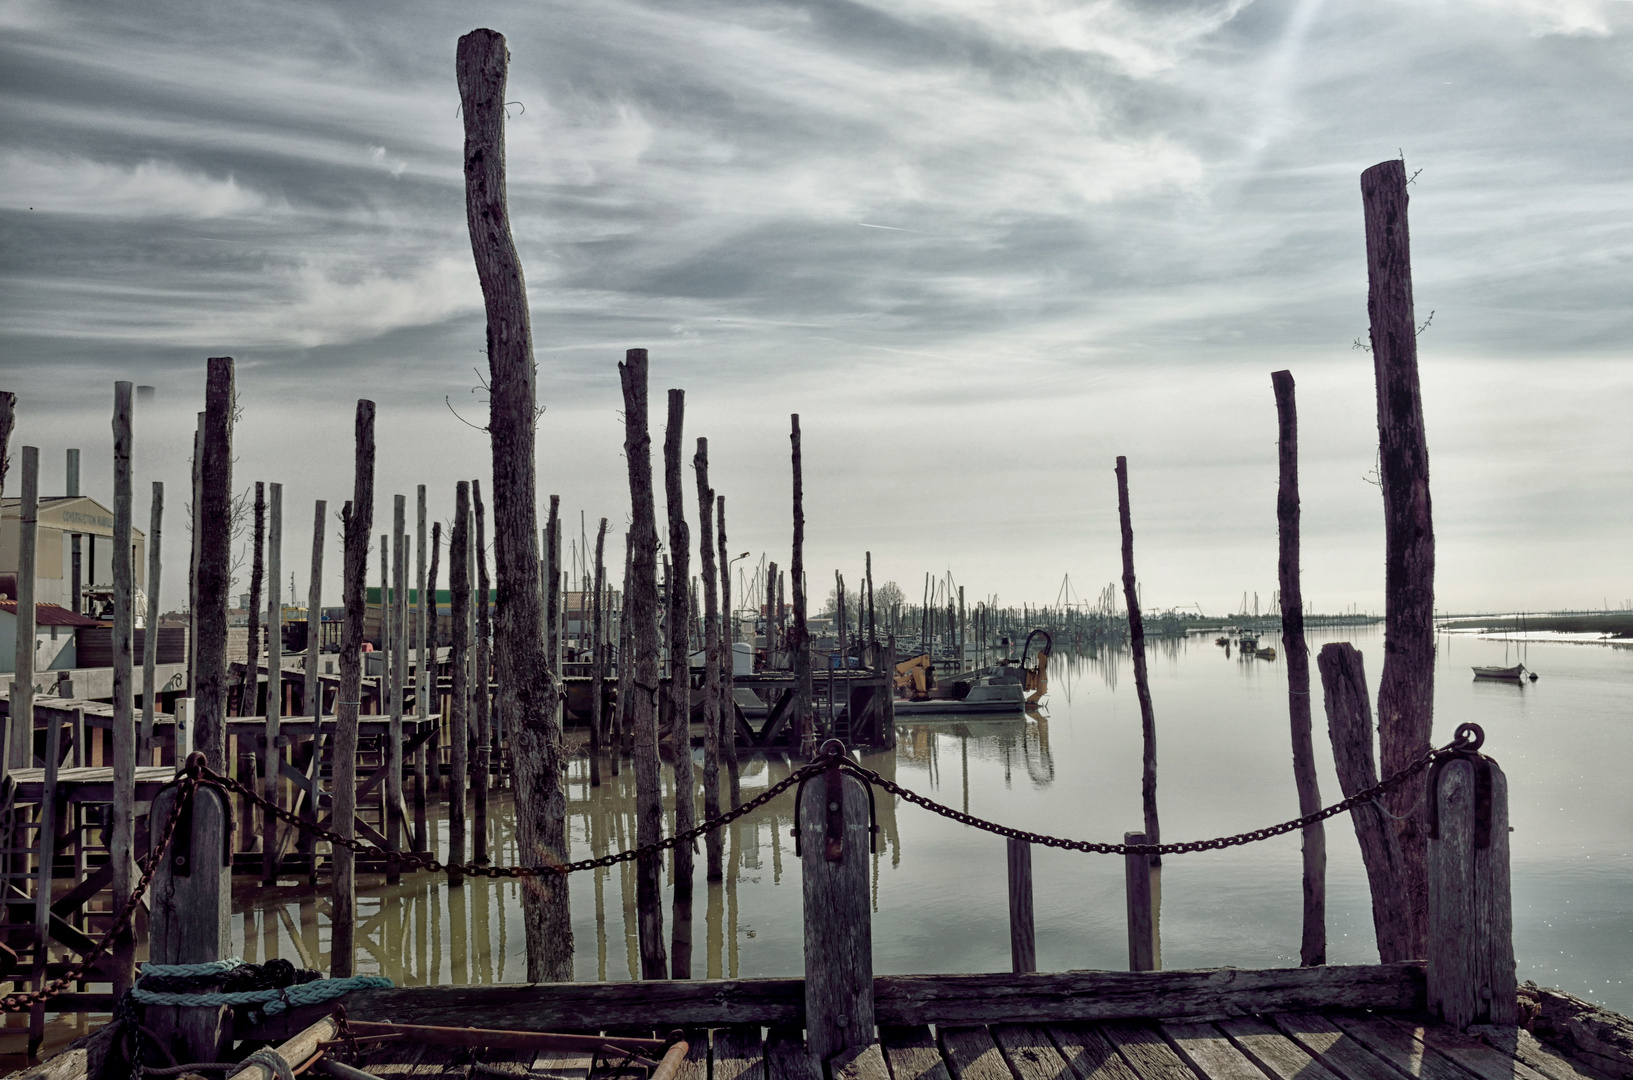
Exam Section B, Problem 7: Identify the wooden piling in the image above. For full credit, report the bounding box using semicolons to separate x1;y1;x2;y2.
1426;753;1515;1029
590;518;608;789
111;383;138;994
427;518;443;797
302;499;326;884
1363;158;1436;957
331;399;375;979
459;26;570;980
790;415;813;757
450;482;471;885
387;496;407;883
8;444;38;775
414;484;429;852
142;481;164;759
695;438;722;882
718;496;740;809
148;781;233;1065
187;413;202;717
1273;370;1325;967
243;482;267;720
618;349;667;979
263;482;284;885
664;389;695;978
473;480;492;861
1317;642;1412;962
1007;837;1035;974
195;358;235;768
801;761;874;1061
1115;456;1161;968
1124;831;1157;972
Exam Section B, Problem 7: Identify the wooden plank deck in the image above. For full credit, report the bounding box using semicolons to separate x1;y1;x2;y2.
340;1011;1613;1080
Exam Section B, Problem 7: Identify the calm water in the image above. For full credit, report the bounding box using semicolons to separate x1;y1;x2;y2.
211;624;1632;1017
11;625;1629;1062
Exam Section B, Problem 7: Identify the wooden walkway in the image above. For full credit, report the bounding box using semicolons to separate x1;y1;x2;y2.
334;1011;1604;1080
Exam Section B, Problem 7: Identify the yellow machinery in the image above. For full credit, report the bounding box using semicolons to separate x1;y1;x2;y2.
1020;628;1052;704
894;653;934;700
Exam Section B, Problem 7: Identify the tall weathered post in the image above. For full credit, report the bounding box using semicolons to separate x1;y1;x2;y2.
473;480;492;847
111;384;137;993
302;499;326;885
664;390;695;977
790;415;813;757
449;482;472;884
459;26;570;979
801;748;874;1062
142;482;164;758
331;400;375;978
1426;727;1515;1030
619;350;667;979
717;497;741;808
8;445;38;775
242;483;266;719
1363;158;1437;956
589;518;608;788
147;778;234;1065
1273;369;1325;966
414;484;429;852
386;496;407;885
263;482;284;885
1115;455;1160;970
694;439;722;881
194;358;235;769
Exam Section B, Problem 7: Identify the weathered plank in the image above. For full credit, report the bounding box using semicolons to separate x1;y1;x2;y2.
1374;1015;1551;1080
1213;1017;1340;1080
530;1046;594;1080
1320;1013;1472;1080
1100;1022;1195;1080
1045;1024;1143;1080
713;1025;768;1080
1470;1025;1617;1080
1162;1023;1269;1080
940;1027;1016;1080
669;1031;710;1080
832;1044;893;1080
992;1024;1073;1080
1266;1013;1398;1080
767;1028;822;1080
227;1015;337;1080
881;1026;954;1080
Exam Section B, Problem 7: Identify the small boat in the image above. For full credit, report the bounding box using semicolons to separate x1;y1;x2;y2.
1472;664;1537;682
1254;646;1277;660
1215;636;1230;646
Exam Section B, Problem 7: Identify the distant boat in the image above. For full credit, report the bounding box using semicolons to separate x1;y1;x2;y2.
1254;646;1277;660
1473;664;1537;682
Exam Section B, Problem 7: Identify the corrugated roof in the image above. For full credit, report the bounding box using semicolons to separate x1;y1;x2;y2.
0;601;106;627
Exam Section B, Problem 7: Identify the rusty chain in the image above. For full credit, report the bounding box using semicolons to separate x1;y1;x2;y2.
201;721;1487;874
0;771;198;1013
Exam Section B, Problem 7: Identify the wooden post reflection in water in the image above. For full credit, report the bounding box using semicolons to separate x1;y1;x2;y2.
727;820;741;979
450;877;469;984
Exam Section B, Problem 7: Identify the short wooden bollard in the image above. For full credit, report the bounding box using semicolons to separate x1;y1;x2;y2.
1427;750;1516;1029
801;755;874;1062
1007;837;1035;973
148;779;234;1065
1124;832;1158;972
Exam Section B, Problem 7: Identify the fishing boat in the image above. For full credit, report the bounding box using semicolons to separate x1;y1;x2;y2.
1473;664;1537;682
1254;646;1277;660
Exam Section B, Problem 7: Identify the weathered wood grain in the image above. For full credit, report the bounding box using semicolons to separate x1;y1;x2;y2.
695;437;722;882
1045;1023;1142;1080
768;1029;822;1080
8;445;38;776
449;483;472;883
1101;1022;1194;1080
1426;758;1515;1028
664;389;695;979
1124;833;1157;973
940;1027;1014;1080
882;1026;955;1080
832;1043;893;1080
1266;1013;1398;1080
228;1015;337;1080
1008;839;1036;974
1321;1013;1476;1080
1375;1015;1550;1080
1213;1017;1339;1080
714;1025;768;1080
263;481;284;886
803;768;875;1060
991;1024;1072;1080
1161;1023;1269;1080
111;383;137;996
143;480;164;758
1469;1024;1617;1080
195;358;234;768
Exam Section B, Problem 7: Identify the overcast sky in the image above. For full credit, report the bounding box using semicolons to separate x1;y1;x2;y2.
2;0;1629;617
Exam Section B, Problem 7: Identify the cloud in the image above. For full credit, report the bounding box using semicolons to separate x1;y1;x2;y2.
0;153;268;218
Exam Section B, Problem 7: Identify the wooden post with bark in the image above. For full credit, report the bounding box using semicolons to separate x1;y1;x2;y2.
1317;642;1413;962
427;519;444;798
1426;744;1515;1029
8;442;37;779
790;415;814;757
449;482;472;885
718;496;741;809
1273;369;1325;967
1115;455;1160;969
195;358;235;769
143;482;164;759
387;495;407;884
147;780;233;1065
414;485;429;852
110;383;138;994
262;483;284;885
663;390;695;977
242;483;266;719
694;438;723;881
1008;837;1035;974
301;499;326;884
1363;157;1437;957
473;485;492;864
619;350;667;980
331;399;374;978
590;518;608;789
459;26;570;979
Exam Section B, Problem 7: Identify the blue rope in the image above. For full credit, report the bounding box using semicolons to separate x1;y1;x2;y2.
134;958;392;1016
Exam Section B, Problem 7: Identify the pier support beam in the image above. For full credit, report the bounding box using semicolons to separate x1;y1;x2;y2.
801;753;874;1063
149;780;234;1065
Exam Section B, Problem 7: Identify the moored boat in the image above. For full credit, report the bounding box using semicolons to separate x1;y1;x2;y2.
1473;664;1536;682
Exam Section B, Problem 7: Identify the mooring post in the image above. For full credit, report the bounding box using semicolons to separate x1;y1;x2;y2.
1007;836;1035;973
7;445;39;777
1426;736;1515;1029
263;482;283;885
1124;831;1157;972
802;744;874;1063
148;775;233;1066
111;382;138;994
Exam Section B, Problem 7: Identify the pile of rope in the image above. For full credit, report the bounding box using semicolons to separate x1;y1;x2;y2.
133;958;392;1020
